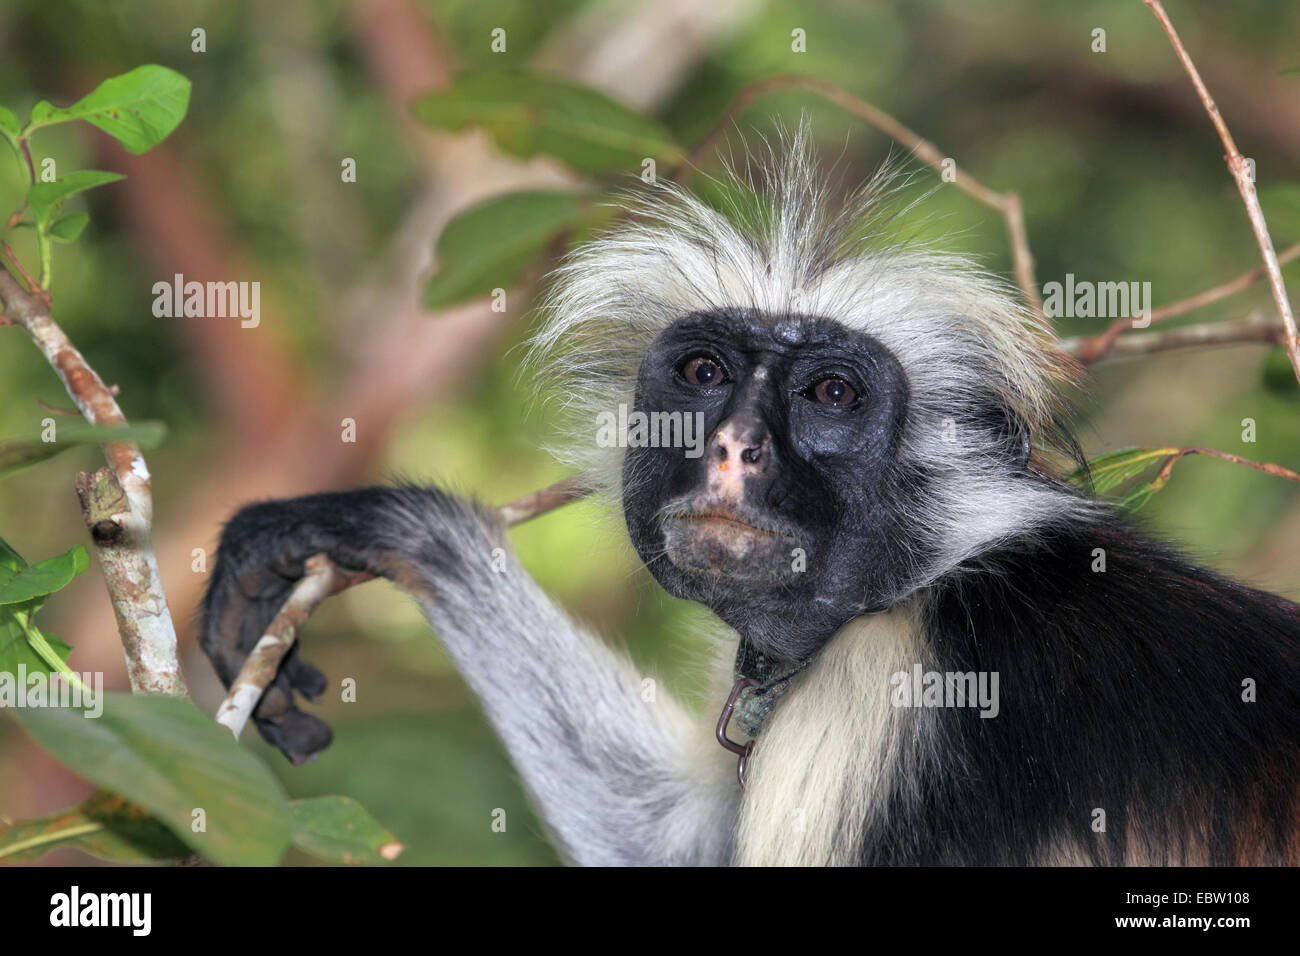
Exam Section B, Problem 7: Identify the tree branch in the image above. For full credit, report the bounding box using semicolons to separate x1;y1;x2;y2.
1063;312;1285;362
1144;0;1300;386
1156;447;1300;486
215;554;370;739
494;475;591;526
0;266;185;697
1072;241;1300;363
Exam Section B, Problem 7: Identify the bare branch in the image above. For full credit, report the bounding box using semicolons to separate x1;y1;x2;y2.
1063;312;1285;363
18;137;36;184
1157;447;1300;486
1073;241;1300;363
0;266;185;697
1;241;44;300
494;475;591;526
216;554;371;739
1144;0;1300;386
75;468;186;696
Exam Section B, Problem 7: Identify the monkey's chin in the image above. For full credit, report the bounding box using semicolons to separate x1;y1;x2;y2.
661;513;796;582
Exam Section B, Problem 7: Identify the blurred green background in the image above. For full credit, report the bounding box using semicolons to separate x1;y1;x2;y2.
1;0;1298;865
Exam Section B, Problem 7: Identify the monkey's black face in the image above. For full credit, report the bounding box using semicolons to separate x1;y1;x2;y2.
622;308;923;661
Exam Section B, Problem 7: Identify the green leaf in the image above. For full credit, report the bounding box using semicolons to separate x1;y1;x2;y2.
0;104;20;161
425;190;586;308
0;535;27;574
1063;446;1179;493
289;796;405;865
411;71;682;176
25;65;191;154
25;170;125;229
0;540;75;671
1118;478;1164;512
0;105;18;139
13;693;293;866
0;615;71;676
0;545;88;605
1281;66;1300;76
1064;446;1191;513
48;212;89;243
0;791;190;863
35;629;73;662
0;420;167;478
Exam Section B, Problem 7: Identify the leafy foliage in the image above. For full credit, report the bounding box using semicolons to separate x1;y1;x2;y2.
411;70;682;175
0;105;21;148
0;541;88;607
425;190;589;307
0;537;84;679
47;211;89;243
1063;446;1216;512
0;790;192;863
0;421;167;478
22;65;191;155
289;796;405;865
1;66;190;289
13;693;294;866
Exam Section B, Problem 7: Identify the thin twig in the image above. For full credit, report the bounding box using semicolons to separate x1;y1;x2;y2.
1108;445;1300;508
216;554;370;739
1144;0;1300;386
37;396;94;415
494;475;591;525
18;137;35;184
1148;243;1300;325
676;74;1044;319
1157;447;1300;485
1063;312;1285;362
0;266;185;696
1;241;43;299
1073;241;1300;363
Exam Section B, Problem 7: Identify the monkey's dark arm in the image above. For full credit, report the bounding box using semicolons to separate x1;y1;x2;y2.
200;485;738;866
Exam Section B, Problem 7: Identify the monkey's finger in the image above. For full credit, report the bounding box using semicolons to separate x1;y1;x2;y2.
252;668;333;764
283;645;328;702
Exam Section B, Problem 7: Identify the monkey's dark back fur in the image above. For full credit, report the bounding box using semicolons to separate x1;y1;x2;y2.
873;515;1300;866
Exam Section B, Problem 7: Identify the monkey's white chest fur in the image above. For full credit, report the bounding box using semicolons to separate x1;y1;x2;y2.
735;607;924;866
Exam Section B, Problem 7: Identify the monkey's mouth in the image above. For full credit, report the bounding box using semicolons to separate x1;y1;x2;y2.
676;511;785;537
660;504;798;580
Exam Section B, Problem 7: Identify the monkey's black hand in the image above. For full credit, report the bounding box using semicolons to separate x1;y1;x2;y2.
201;486;451;763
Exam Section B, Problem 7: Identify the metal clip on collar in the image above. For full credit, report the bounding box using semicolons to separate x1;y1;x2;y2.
716;677;759;788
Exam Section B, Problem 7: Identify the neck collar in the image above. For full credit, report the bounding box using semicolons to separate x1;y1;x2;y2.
714;637;813;786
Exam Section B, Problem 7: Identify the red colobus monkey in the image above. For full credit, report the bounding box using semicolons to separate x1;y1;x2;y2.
202;135;1300;866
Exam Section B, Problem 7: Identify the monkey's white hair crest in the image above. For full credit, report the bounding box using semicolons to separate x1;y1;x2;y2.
528;130;1091;592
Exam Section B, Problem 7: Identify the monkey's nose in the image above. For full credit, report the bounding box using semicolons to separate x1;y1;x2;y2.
709;421;771;475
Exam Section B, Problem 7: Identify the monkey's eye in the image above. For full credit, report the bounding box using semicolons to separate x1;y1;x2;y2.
679;355;728;387
808;377;858;406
